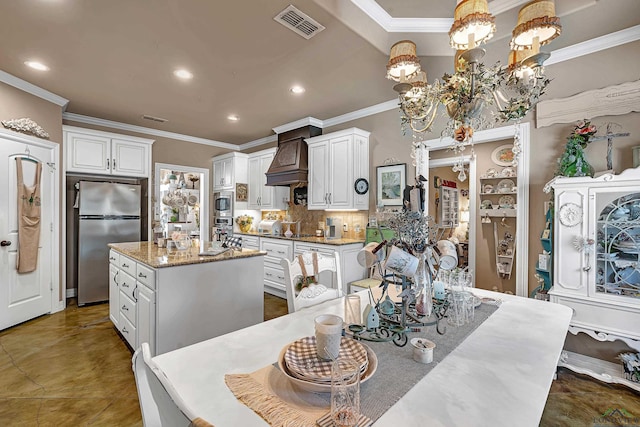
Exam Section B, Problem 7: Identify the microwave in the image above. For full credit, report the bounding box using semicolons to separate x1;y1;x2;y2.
214;191;233;217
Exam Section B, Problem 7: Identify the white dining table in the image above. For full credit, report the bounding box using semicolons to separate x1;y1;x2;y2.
153;287;572;426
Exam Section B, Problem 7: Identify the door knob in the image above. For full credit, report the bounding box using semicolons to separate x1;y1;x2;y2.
1;240;11;247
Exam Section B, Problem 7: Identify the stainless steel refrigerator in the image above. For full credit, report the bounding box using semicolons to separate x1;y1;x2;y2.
78;181;141;305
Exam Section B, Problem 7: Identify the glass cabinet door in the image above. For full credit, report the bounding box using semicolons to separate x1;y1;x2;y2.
591;187;640;305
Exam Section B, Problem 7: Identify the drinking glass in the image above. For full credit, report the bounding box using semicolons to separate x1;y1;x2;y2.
331;358;360;427
344;295;361;326
315;314;343;360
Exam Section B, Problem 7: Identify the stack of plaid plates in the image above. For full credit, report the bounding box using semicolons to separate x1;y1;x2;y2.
283;336;368;384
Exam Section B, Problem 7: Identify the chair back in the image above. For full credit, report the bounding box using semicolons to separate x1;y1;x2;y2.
132;343;195;426
281;251;342;313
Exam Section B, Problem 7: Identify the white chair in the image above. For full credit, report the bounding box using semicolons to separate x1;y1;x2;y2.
281;251;343;313
133;342;210;427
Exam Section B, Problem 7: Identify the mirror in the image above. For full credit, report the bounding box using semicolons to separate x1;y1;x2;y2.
416;123;530;296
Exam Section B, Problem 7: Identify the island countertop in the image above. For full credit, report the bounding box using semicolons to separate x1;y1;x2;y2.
235;231;365;246
108;241;265;269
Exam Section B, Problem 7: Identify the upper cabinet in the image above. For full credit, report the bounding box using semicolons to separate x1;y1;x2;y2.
248;148;288;210
212;152;247;191
306;128;370;210
64;126;154;177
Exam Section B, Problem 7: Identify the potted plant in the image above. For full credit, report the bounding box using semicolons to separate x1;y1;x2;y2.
235;215;253;233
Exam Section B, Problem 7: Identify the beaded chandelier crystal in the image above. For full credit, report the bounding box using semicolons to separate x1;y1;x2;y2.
387;0;561;172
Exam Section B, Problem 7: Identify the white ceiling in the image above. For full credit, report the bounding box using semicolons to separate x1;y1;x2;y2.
0;0;637;147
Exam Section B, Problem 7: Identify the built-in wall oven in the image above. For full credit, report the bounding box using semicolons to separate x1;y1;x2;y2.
214;191;233;217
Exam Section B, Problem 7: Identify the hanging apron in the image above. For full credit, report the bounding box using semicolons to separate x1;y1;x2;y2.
16;158;42;274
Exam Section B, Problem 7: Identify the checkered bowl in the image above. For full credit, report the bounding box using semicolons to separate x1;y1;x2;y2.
277;341;377;393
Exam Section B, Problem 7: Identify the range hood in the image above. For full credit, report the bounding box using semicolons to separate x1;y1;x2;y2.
265;125;322;186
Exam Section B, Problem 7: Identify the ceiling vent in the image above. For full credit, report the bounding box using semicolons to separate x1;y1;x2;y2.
274;5;325;40
142;114;168;123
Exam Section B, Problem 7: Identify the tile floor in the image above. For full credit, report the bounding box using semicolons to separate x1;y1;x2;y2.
0;296;638;426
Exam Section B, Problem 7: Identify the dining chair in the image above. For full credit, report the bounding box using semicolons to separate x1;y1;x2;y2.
281;251;343;313
133;342;213;427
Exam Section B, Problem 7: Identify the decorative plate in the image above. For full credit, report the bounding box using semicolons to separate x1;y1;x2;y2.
497;179;515;194
491;145;515;167
482;168;498;178
498;195;515;209
500;167;516;177
559;202;583;227
483;184;493;194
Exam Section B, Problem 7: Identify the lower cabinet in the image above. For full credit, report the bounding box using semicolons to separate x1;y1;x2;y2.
260;238;293;298
136;284;156;354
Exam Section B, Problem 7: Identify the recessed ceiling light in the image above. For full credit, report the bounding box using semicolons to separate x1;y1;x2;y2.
290;85;305;94
24;61;49;71
227;115;239;122
173;69;193;80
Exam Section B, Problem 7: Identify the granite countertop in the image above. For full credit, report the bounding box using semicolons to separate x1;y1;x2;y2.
108;241;266;269
235;231;365;246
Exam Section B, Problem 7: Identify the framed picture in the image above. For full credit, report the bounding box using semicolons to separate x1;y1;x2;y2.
377;163;406;206
235;183;248;202
491;144;515;166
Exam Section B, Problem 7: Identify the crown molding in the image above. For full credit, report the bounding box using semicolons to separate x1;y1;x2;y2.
271;117;324;134
62;112;240;150
238;134;277;151
0;70;69;108
322;99;398;129
547;25;640;66
350;0;529;33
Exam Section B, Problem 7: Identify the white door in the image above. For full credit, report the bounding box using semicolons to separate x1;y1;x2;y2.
259;154;273;207
247;156;262;209
329;136;353;208
307;142;329;209
0;135;55;330
112;139;148;177
65;131;111;174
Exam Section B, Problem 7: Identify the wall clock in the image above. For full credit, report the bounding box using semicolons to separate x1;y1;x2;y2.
559;202;583;227
354;178;369;195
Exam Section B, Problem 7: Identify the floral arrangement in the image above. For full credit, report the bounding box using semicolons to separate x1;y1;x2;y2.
557;120;598;177
235;214;253;230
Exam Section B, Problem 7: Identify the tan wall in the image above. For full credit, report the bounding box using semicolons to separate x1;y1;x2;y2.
0;81;64;300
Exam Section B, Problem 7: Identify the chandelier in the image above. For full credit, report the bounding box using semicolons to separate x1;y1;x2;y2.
387;0;561;169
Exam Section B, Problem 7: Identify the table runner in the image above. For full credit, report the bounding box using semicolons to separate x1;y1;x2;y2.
226;302;499;427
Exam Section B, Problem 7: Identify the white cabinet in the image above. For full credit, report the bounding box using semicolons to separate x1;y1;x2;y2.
306;128;370;210
108;262;120;328
438;186;460;227
549;168;640;392
241;235;260;250
64;126;153;177
137;283;156;354
212;152;247;191
248;149;288;210
260;237;293;298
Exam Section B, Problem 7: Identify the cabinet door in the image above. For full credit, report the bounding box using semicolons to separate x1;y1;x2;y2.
307;142;329;210
248;156;262;209
137;284;156;355
109;264;120;327
554;187;588;295
66;131;111;174
329;136;353;209
222;157;234;189
213;159;224;191
352;135;370;210
259;154;273;207
112;139;149;177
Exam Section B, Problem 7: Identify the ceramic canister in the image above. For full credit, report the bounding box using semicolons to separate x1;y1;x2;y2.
410;338;436;364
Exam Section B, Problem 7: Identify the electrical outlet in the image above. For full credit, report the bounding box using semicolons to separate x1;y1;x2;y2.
343;223;348;232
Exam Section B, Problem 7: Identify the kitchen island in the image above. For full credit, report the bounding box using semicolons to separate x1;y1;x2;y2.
108;241;265;355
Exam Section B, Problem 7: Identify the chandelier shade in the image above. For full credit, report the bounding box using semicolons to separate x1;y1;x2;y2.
511;0;562;52
449;0;496;49
386;40;421;82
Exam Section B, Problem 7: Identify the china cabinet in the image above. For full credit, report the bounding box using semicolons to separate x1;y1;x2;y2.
212;152;247;191
248;148;288;210
64;126;153;177
549;168;640;392
305;128;370;210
